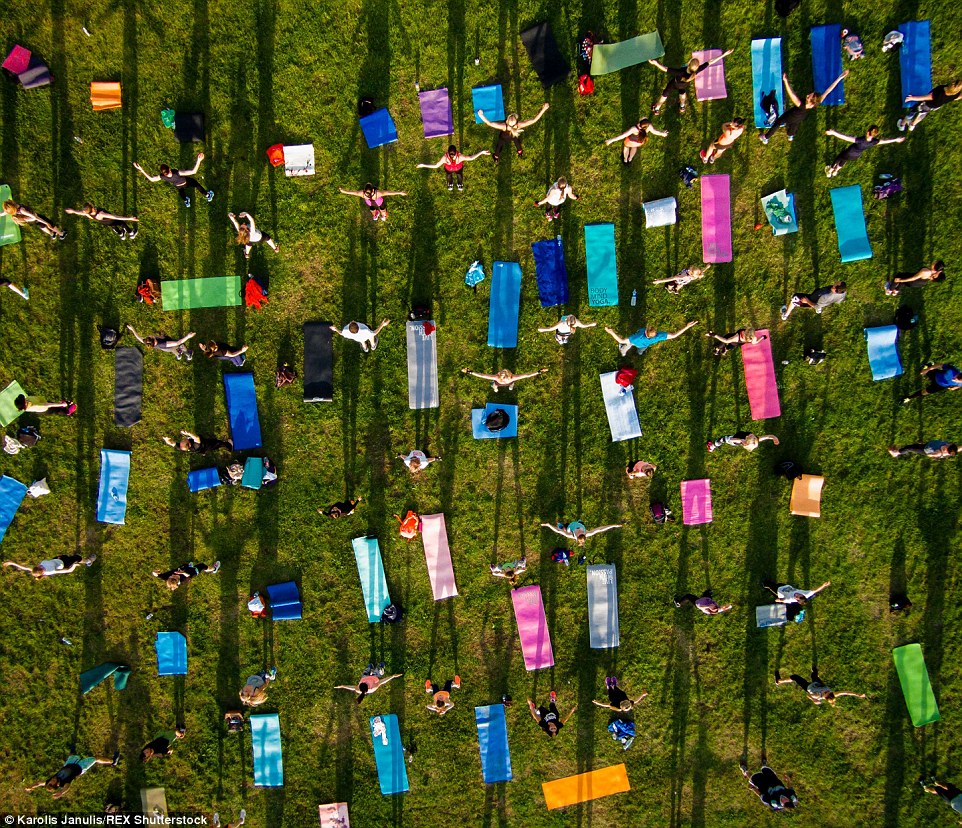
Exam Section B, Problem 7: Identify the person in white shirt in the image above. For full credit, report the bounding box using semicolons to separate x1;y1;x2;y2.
4;553;96;579
398;450;441;473
228;212;279;258
536;177;579;220
330;319;391;353
763;580;831;605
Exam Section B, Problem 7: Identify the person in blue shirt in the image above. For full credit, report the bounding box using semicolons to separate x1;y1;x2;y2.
888;441;957;458
903;363;962;403
604;320;698;356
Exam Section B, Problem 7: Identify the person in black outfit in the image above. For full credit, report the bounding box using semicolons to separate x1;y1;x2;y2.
825;126;905;177
760;70;848;145
133;152;214;207
152;561;220;591
648;50;733;114
528;692;577;737
319;497;362;519
163;430;233;453
740;760;798;811
900;82;962;131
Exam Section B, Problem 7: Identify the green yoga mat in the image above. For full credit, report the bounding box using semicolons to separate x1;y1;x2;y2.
591;31;664;76
893;643;940;726
0;381;25;427
161;275;242;310
0;185;22;246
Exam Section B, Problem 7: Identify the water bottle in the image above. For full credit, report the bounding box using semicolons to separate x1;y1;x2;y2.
414;81;420;92
630;290;637;307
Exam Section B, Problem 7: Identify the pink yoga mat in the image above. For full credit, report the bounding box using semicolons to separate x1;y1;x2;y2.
741;329;781;420
681;479;713;525
701;175;732;263
421;513;458;600
512;585;554;670
693;50;727;101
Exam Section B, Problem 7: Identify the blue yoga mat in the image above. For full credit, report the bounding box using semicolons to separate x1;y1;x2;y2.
352;537;391;622
487;261;522;348
476;704;512;783
532;237;569;307
251;713;284;787
471;404;519;439
370;714;408;795
811;25;845;106
830;185;872;262
187;467;220;492
155;632;187;676
266;581;302;621
223;373;262;451
359;108;398;148
97;449;130;525
0;475;26;543
584;223;618;307
241;457;264;490
472;85;505;123
866;326;903;381
899;21;932;107
751;38;784;129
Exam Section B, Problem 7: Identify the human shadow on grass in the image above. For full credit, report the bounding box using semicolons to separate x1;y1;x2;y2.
881;537;910;826
251;0;279;229
446;0;467;141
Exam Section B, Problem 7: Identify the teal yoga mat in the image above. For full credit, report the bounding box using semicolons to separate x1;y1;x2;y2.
251;713;284;787
352;537;391;622
830;185;872;262
590;31;664;75
370;714;408;795
161;275;242;310
893;643;940;726
585;223;618;307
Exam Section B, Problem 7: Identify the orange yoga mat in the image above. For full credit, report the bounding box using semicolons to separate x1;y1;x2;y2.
542;764;630;810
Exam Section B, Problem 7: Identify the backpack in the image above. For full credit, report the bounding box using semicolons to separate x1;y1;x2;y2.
760;90;780;126
680;165;698;188
577;32;596;65
895;306;919;331
381;603;403;624
774;460;803;480
358;97;376;118
774;0;800;16
408;305;432;321
266;143;285;167
614;366;638;388
485;408;510;432
873;175;902;200
398;510;420;540
551;548;572;565
98;326;119;350
16;425;40;447
465;260;486;289
650;501;674;525
578;74;595;96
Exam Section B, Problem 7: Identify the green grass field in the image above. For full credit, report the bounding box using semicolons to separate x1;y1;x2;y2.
1;0;962;825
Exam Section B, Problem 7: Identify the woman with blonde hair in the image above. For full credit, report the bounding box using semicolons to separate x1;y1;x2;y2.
227;211;279;258
604;118;668;164
900;80;962;131
337;184;407;222
706;327;766;357
240;668;277;706
478;103;549;162
152;561;220;591
648;50;733;115
3;199;65;240
64;202;139;239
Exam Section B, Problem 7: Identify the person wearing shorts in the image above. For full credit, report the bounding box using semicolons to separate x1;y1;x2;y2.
740;761;798;811
319;497;362;519
653;265;710;294
888;441;957;459
781;282;846;320
398;449;441;473
133;153;214;207
648;50;733;115
604;321;698;356
64;202;139;239
701;119;746;164
900;82;962;131
335;663;403;704
903;363;962;402
425;675;461;715
528;692;577;737
478;104;549;162
126;324;196;360
604;118;668;164
540;520;622;546
763;579;832;605
140;727;186;761
163;430;232;453
4;553;96;579
240;668;277;706
774;666;867;706
536;177;579;220
538;314;595;344
707;432;779;452
416;146;490;191
674;590;733;614
760;71;847;145
337;184;407;222
26;752;119;798
592;677;648;711
228;212;279;257
2;199;65;240
885;260;946;294
152;561;220;591
330;319;391;353
922;778;962;814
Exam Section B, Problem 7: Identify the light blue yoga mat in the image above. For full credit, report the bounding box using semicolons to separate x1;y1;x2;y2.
584;223;617;307
599;372;642;442
187;467;220;492
899;21;932;107
586;564;620;648
370;714;408;795
155;632;187;676
352;537;391;622
866;326;903;381
751;38;783;129
224;373;262;451
251;713;284;787
830;185;872;262
471;404;519;439
476;704;512;783
762;190;798;235
80;663;131;695
472;85;505;123
487;261;522;348
810;25;844;105
97;449;130;525
0;475;26;543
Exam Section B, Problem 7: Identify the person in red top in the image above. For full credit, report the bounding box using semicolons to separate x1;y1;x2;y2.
417;145;490;191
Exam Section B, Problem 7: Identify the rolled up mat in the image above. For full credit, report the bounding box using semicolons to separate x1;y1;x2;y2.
521;21;570;88
586;564;619;648
476;704;512;783
241;456;264;490
487;261;522;348
755;604;788;628
114;347;143;427
155;631;187;676
865;325;903;381
599;371;642;442
542;764;630;809
830;185;872;263
751;38;783;128
532;236;569;307
472;85;505;123
407;321;439;409
359;108;398;148
511;585;554;670
471;403;519;439
19;57;52;90
352;537;391;622
643;197;676;228
0;380;26;426
419;88;453;138
161;275;242;310
899;21;932;107
590;31;664;75
223;373;262;451
701;175;732;263
251;713;284;787
173;111;205;142
681;478;712;525
187;467;221;492
80;662;131;695
0;476;26;543
693;49;727;101
741;330;781;420
584;223;618;307
97;450;130;525
303;321;334;402
810;25;845;105
893;643;940;726
421;513;458;600
370;714;408;794
0;185;22;246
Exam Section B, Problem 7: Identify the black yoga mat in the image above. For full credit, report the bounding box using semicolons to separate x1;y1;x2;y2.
303;321;333;403
521;21;570;89
114;347;143;427
174;112;205;143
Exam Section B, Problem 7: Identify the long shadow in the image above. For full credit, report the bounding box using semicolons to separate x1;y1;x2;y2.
881;536;910;826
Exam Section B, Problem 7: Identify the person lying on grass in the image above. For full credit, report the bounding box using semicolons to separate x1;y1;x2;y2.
592;677;648;711
425;675;461;715
64;202;138;239
740;759;798;811
674;590;733;614
763;579;831;605
335;663;402;704
25;752;120;799
4;552;96;579
152;561;220;591
707;432;779;453
461;366;548;392
163;430;232;453
781;282;846;320
528;691;576;737
888;441;957;459
759;70;847;145
140;727;186;761
538;314;595;345
240;668;277;707
604;321;698;357
885;260;945;295
126;324;195;360
653;264;710;294
774;666;867;706
540;520;622;546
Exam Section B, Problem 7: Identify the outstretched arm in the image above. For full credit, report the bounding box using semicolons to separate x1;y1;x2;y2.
707;49;734;67
64;207;90;218
905;92;934;103
822;69;849;100
825;129;856;142
810;580;832;596
329;325;343;337
561;704;578;724
477;110;504;130
648;59;668;72
758;434;780;445
379;673;403;687
878;136;907;145
463;150;492;162
239;212;257;233
97;210;138;222
373;318;391;335
180;152;205;176
527;700;541;722
649;125;669;137
132;163;162;182
379;190;407;198
171;332;196;347
537;322;561;332
125;324;146;344
667;321;699;339
511;369;547;382
461;369;498;381
337;188;365;198
592;699;615;708
782;74;801;107
540;522;570;538
573;319;597;329
3;561;33;572
518;103;550;128
605;128;637;145
834;691;868;699
47;561;81;576
631;693;649;705
334;685;360;693
416;157;446;169
583;524;622;538
227;212;241;231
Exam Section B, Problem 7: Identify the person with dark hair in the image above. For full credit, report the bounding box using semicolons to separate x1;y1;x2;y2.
416;146;490;191
479;104;550;162
540;520;622;546
888;441;958;459
319;497;362;519
592;677;648;711
330;319;390;353
903;363;962;402
227;212;279;257
604;321;698;357
701;118;746;163
151;561;220;591
335;663;402;705
4;553;96;579
740;760;798;811
126;324;195;360
763;579;831;606
900;81;962;132
337;184;407;222
490;556;527;585
536;178;579;221
706;327;767;357
824;126;904;177
626;460;657;480
707;432;779;453
885;261;946;295
674;590;733;614
920;777;962;814
64;202;139;239
140;727;186;762
198;340;248;366
163;430;232;453
424;675;461;715
240;667;277;707
25;752;120;798
781;282;846;320
759;71;847;145
461;366;548;392
775;666;867;706
648;50;733;115
604;118;668;164
528;691;577;737
133;153;214;207
14;395;75;415
2;199;65;240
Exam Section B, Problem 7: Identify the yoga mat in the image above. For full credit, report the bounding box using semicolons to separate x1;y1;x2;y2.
810;25;845;105
114;347;142;427
0;475;25;544
90;81;121;111
543;764;630;810
471;403;519;439
161;275;242;310
755;604;788;628
0;185;22;246
701;175;732;263
762;189;798;235
586;564;619;648
419;88;453;138
830;185;872;262
511;585;554;670
472;85;505;123
741;330;781;420
303;321;334;403
893;643;940;726
487;261;522;348
19;57;51;90
266;581;302;621
140;788;168;818
352;537;391;622
370;714;408;794
319;804;351;828
406;321;439;409
790;474;824;517
283;144;315;177
2;46;30;75
599;371;642;442
475;704;512;783
866;325;903;381
585;223;618;307
173;111;205;143
80;663;131;695
751;38;784;129
0;381;25;427
532;236;569;307
155;632;187;676
223;373;262;451
251;713;284;787
681;479;712;525
899;21;932;107
97;449;130;525
521;21;570;88
421;513;458;600
590;31;664;75
643;197;676;228
693;49;727;101
241;456;264;490
187;467;220;492
359;108;398;148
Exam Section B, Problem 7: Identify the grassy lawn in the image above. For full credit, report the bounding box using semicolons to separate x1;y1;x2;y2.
1;0;962;825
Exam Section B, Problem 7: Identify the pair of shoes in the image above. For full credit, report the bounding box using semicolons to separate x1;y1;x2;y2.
183;196;191;208
119;230;127;240
211;561;221;573
651;104;661;116
824;166;833;178
549;690;557;703
267;666;277;681
618;343;630;357
425;679;433;694
908;120;918;132
492;154;500;163
758;134;769;145
57;231;67;241
780;305;789;321
206;190;215;202
897;119;907;132
706;440;716;452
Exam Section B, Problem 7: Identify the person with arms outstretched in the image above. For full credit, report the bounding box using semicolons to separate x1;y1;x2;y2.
478;103;549;162
759;71;847;145
133;152;213;207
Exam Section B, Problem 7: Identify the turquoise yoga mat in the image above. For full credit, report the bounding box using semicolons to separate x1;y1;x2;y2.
370;714;408;795
251;713;284;787
590;31;664;76
585;223;618;307
751;38;783;129
830;185;872;263
352;537;391;622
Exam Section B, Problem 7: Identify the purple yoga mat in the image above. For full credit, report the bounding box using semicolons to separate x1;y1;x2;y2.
681;479;713;525
693;50;727;101
741;329;781;420
701;174;732;263
511;585;554;670
419;89;453;138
